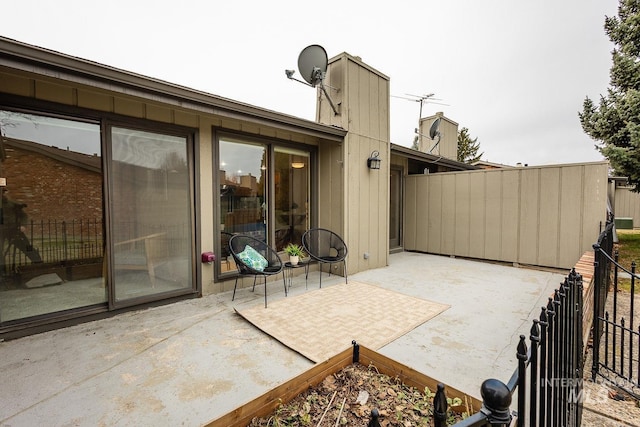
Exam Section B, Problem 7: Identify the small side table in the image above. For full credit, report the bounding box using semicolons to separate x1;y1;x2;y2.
284;259;310;289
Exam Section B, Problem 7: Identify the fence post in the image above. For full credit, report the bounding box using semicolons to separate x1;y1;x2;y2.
480;379;512;426
529;320;540;427
538;307;548;424
592;243;603;382
545;297;556;426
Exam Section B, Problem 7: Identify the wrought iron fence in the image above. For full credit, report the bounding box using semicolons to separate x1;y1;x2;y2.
1;218;104;271
592;223;640;398
423;270;585;427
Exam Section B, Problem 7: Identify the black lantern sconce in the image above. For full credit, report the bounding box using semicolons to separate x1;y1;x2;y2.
367;150;382;170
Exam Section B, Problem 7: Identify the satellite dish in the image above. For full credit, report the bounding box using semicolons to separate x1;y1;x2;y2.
297;44;328;87
429;118;441;139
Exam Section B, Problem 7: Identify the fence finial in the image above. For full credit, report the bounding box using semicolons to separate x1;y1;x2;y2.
433;383;448;427
480;379;512;423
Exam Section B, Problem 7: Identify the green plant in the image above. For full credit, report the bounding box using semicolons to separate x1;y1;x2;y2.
284;243;305;257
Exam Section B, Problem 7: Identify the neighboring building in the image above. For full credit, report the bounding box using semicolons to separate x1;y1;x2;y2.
416;112;459;161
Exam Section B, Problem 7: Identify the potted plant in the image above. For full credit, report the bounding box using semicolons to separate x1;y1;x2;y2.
284;243;305;265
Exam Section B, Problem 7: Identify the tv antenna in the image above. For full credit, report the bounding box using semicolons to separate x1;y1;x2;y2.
391;93;448;121
285;44;340;115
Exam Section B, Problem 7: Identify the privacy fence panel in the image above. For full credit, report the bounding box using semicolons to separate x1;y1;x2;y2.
614;186;640;225
404;162;609;269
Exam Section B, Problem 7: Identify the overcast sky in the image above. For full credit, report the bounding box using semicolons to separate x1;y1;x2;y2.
2;0;619;166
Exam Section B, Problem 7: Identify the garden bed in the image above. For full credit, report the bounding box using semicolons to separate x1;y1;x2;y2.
205;343;481;427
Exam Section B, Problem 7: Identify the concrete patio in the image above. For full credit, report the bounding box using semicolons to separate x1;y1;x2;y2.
0;252;568;426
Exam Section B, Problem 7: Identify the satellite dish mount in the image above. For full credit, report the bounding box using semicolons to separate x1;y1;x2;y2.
285;45;340;115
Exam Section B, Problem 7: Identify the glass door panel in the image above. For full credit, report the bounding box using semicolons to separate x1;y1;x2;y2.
218;139;266;274
110;127;193;303
274;148;309;251
0;111;105;322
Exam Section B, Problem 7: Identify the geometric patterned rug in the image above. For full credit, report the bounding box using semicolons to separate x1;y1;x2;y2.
235;281;450;363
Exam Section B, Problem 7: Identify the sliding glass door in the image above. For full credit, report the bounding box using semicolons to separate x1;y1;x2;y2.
110;126;194;305
216;135;311;275
0;110;106;322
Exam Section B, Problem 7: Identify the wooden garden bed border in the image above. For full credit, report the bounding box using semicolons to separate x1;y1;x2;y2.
205;343;482;427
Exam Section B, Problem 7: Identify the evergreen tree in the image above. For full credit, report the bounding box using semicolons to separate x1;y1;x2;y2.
457;127;483;163
580;0;640;191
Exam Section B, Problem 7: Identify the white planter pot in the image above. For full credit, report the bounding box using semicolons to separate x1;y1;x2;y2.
289;255;299;265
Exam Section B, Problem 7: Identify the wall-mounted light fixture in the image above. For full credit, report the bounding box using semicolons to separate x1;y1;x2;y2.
367;150;381;170
291;162;305;169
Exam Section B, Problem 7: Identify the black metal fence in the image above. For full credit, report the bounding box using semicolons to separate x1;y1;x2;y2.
1;218;104;272
428;269;585;427
591;222;640;398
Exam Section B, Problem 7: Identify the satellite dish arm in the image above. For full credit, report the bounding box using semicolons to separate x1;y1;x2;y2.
285;70;315;87
428;132;441;154
319;81;339;115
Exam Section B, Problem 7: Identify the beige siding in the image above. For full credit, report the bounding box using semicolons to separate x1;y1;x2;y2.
405;162;609;269
615;187;640;226
319;53;390;275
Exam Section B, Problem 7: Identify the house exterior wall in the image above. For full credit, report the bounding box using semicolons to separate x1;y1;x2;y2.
0;65;338;297
614;186;640;226
404;162;609;269
317;53;390;274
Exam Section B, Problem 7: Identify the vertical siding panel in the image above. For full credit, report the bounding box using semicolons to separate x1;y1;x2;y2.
348;61;360;133
440;175;455;254
469;172;486;259
429;175;444;254
559;166;583;267
519;168;540;265
349;135;362;270
501;170;520;263
538;167;561;266
582;164;609;253
484;171;503;261
368;72;379;140
454;174;470;257
404;177;422;250
358;66;370;136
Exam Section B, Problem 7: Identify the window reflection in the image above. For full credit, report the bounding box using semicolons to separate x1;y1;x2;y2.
217;137;310;274
274;148;309;251
219;140;265;275
0;111;105;322
111;127;193;302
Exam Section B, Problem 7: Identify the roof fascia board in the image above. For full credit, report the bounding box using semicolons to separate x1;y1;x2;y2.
0;37;346;142
391;143;478;170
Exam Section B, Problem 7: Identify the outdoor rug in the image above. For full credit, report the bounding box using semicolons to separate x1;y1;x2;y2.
234;281;450;362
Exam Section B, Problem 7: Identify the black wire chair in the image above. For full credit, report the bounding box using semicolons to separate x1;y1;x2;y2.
229;234;286;308
301;228;348;288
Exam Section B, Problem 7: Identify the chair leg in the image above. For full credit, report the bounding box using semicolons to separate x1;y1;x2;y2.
344;260;348;284
319;263;322;288
232;276;239;301
264;276;268;308
252;276;257;292
282;272;287;297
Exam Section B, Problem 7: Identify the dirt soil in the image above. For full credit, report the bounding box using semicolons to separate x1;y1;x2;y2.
248;363;469;427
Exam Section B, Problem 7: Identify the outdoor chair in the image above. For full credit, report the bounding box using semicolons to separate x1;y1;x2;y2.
302;228;348;288
229;234;286;308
